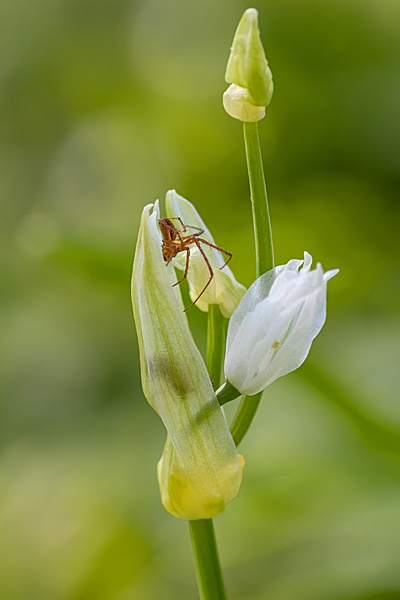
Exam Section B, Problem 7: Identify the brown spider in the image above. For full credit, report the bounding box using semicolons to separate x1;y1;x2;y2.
158;217;232;311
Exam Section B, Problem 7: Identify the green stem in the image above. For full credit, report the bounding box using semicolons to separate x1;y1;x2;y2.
216;381;241;406
243;121;274;278
230;392;262;447
207;304;226;389
189;520;227;600
229;121;274;447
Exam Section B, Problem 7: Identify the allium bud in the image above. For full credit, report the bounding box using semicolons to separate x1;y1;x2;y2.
132;203;244;520
223;8;274;122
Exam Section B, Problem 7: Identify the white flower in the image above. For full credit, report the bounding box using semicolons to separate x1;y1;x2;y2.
224;252;339;396
165;190;246;317
131;203;243;520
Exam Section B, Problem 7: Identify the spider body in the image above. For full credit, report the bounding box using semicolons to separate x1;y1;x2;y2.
158;217;232;311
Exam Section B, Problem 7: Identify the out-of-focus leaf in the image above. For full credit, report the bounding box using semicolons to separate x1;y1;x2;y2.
70;523;151;600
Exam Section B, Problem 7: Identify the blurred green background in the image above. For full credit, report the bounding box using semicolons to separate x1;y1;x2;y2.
1;0;400;598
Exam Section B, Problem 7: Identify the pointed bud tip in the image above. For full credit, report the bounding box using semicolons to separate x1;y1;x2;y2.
243;8;259;20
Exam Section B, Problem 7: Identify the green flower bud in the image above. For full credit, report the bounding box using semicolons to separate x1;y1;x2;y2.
166;190;246;318
223;8;273;122
131;203;244;520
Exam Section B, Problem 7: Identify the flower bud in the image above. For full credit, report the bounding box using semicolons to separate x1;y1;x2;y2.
165;190;246;318
223;8;274;122
132;203;244;520
224;252;339;396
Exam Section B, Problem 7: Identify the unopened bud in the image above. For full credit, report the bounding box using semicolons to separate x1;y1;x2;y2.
224;8;273;122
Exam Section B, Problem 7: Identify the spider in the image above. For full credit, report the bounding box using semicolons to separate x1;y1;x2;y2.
158;217;232;311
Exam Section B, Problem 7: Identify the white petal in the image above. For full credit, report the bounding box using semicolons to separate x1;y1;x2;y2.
324;268;340;281
226;264;289;353
301;251;313;272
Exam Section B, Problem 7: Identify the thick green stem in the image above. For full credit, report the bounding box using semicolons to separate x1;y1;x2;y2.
229;121;274;447
188;306;228;600
189;520;227;600
207;304;226;389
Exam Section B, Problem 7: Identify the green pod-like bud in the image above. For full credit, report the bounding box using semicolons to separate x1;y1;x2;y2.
131;203;244;520
223;8;273;122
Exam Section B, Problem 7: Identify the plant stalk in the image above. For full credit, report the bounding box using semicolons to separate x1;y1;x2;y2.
189;520;227;600
243;121;274;278
207;304;226;389
229;120;274;446
230;392;262;447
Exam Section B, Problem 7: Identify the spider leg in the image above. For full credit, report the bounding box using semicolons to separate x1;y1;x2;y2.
172;248;191;287
183;239;214;312
196;238;232;269
168;217;204;235
167;217;187;235
185;225;204;233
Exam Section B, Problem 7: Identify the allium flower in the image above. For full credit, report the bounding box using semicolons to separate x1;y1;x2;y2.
224;252;339;396
223;8;274;122
131;203;243;520
166;190;246;317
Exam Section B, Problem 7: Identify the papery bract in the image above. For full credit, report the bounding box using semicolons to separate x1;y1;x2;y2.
131;203;244;520
224;252;338;396
166;190;246;318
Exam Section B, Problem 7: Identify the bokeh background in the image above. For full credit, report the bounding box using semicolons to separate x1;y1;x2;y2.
1;0;400;598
